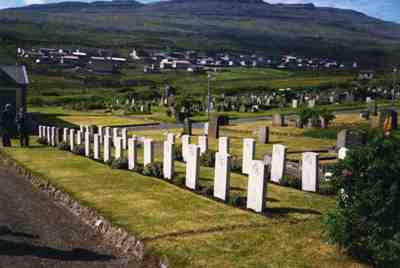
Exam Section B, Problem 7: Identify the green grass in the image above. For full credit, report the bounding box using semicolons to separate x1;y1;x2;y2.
1;139;367;267
29;106;157;127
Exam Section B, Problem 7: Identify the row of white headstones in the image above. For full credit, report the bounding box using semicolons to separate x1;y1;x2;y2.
38;125;349;213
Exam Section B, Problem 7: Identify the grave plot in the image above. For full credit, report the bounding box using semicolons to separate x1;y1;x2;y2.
2;131;367;268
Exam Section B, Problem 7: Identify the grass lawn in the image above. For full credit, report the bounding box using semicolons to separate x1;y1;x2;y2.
29;107;157;128
1;138;367;268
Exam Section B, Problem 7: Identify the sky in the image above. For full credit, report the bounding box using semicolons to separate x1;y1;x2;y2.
0;0;399;23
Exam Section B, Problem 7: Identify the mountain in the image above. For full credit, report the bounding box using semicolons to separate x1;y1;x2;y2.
0;0;399;66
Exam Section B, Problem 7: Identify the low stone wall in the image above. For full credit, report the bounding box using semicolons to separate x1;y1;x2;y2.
0;150;163;266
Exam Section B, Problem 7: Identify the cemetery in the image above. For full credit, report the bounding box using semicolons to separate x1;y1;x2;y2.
3;105;393;267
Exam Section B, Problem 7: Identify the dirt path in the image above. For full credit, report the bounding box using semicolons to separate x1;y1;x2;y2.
0;166;140;268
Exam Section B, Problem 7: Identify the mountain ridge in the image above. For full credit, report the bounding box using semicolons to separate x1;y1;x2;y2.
0;0;399;66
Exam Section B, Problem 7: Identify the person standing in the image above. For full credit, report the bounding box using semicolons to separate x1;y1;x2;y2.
1;104;14;147
15;107;30;147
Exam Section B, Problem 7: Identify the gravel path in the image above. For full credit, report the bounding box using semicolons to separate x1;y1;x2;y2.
0;166;140;268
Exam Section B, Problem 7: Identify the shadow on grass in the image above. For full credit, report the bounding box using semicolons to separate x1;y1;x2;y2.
264;207;322;218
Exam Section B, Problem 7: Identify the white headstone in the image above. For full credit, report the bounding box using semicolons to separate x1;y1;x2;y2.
218;137;230;154
144;139;154;166
46;127;51;144
85;132;91;157
167;133;175;144
104;136;111;163
63;128;68;142
270;144;287;183
338;147;349;160
247;160;267;213
302;152;319;192
163;141;175;180
113;128;119;147
182;135;191;162
69;129;75;151
38;125;43;138
292;99;298;109
114;137;123;159
198;136;208;155
76;131;82;145
93;134;100;160
121;128;128;150
213;152;231;201
128;137;138;170
98;126;104;144
51;127;56;146
242;138;256;175
185;145;200;190
105;127;111;139
80;125;84;132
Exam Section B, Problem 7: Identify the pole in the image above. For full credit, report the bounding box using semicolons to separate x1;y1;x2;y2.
207;72;211;121
393;68;397;109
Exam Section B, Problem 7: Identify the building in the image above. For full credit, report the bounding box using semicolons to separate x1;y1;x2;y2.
0;66;29;112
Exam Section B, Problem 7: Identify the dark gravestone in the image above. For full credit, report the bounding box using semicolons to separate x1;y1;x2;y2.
209;115;220;139
219;115;230;126
360;111;370;120
258;126;269;144
183;118;192;135
272;113;284;127
336;129;367;149
368;100;378;116
379;110;398;130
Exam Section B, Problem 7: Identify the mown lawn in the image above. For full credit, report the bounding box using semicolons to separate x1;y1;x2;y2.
2;138;366;267
29;107;157;127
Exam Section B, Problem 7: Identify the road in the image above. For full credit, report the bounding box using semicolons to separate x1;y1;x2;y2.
0;166;138;268
125;108;373;132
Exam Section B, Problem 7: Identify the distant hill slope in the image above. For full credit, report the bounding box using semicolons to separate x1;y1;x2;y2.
0;0;399;66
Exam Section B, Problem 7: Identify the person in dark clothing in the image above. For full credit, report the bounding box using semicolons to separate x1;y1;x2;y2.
15;107;30;147
1;104;14;147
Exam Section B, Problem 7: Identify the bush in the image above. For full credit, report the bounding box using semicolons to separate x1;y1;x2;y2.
280;176;301;189
143;162;163;178
200;185;214;196
111;158;128;169
37;137;48;145
231;156;242;173
174;146;183;162
324;133;400;267
229;194;246;207
57;142;70;151
200;150;216;167
72;145;85;156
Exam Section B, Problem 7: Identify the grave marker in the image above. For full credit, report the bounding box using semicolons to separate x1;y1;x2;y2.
128;137;138;170
247;160;267;213
163;141;175;180
258;126;269;144
93;134;100;160
198;136;208;155
144;139;154;166
104;136;111;163
270;144;287;183
213;152;231;201
185;145;200;190
302;152;319;192
218;137;230;154
242;138;256;175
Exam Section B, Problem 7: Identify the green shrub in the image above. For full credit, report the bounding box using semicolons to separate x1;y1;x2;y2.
324;133;400;267
174;146;183;162
132;163;144;174
57;142;70;151
200;185;214;196
200;150;216;167
111;158;128;169
143;162;163;178
72;145;85;156
231;156;242;173
280;176;301;189
229;194;246;207
37;137;48;145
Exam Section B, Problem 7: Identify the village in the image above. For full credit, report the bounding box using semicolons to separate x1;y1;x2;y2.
17;47;361;75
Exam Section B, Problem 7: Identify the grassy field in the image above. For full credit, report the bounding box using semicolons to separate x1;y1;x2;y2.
29;107;157;127
1;139;367;268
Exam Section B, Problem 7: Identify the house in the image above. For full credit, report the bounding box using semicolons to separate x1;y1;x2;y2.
358;70;375;80
0;65;29;112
